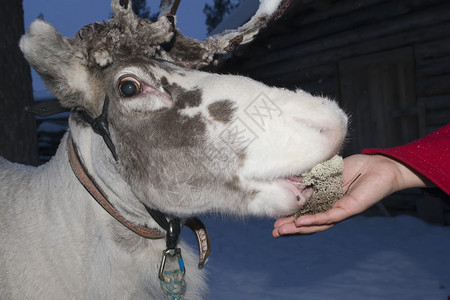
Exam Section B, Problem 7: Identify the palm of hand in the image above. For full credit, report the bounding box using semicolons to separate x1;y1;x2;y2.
273;154;402;237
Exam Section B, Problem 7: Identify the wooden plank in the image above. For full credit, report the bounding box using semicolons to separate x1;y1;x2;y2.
390;106;418;118
255;63;336;84
418;95;450;136
418;94;450;109
241;21;450;79
269;0;446;52
240;3;450;72
292;0;387;28
268;0;388;51
416;55;450;78
414;36;450;60
426;109;450;126
417;74;450;97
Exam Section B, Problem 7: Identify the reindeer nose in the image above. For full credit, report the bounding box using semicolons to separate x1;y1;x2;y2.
293;117;330;133
294;110;347;144
306;123;328;134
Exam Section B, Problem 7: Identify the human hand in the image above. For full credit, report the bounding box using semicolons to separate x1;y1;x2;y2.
272;154;428;237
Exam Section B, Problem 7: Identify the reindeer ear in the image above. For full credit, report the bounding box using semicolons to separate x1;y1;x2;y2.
20;19;102;111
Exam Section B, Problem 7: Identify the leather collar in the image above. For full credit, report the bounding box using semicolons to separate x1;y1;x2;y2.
68;133;165;238
67;133;211;268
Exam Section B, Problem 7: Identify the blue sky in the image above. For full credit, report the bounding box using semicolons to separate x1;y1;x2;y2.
23;0;215;96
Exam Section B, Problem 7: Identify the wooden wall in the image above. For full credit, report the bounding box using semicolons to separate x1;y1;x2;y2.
222;0;450;152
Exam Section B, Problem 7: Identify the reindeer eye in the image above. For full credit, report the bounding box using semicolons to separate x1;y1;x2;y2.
118;77;141;97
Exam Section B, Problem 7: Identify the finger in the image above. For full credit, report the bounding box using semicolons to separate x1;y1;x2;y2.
273;216;295;229
278;222;335;235
272;228;281;238
273;222;335;237
295;207;349;227
290;224;335;235
272;222;298;237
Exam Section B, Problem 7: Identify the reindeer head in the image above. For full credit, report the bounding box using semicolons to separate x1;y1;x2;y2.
20;0;347;218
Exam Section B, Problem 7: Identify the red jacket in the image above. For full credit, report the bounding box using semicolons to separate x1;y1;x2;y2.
362;124;450;195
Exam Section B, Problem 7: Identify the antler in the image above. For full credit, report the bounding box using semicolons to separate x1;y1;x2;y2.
159;0;293;68
158;0;181;19
74;0;292;69
75;0;175;67
207;0;292;51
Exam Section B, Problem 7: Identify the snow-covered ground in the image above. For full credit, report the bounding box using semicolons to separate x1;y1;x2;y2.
182;215;450;299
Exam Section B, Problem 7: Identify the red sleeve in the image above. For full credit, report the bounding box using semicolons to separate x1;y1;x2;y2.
362;124;450;195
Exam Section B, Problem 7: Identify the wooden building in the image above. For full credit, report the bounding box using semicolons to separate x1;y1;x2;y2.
219;0;450;223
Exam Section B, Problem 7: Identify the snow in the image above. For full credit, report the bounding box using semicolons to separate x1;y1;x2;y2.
256;0;284;18
181;215;450;299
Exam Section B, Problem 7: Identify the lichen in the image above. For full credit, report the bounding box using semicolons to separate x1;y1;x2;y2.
293;155;344;218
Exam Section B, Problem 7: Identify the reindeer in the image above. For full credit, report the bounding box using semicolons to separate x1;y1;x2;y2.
0;0;348;299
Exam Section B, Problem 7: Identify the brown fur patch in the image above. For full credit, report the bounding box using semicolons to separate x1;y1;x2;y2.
160;76;203;109
208;100;236;124
176;90;202;109
110;106;208;196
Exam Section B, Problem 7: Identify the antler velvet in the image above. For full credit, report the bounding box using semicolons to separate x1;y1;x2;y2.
73;0;291;69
